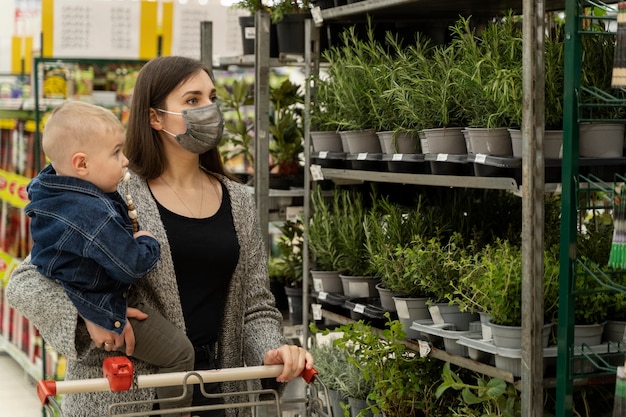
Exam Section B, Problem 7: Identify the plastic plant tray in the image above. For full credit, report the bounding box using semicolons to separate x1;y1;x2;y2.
424;153;473;176
381;153;430;174
310;151;348;168
410;319;481;357
345;152;384;170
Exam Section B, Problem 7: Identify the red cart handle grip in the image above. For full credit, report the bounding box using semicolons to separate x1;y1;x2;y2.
300;366;318;383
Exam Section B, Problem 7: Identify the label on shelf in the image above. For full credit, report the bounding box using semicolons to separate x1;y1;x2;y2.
312;304;323;321
353;304;365;314
392;153;403;161
475;154;487;164
436;153;449;162
418;340;431;357
357;153;367;160
310;164;324;181
311;7;323;25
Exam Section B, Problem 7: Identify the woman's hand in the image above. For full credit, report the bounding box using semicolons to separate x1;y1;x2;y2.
83;307;148;355
263;345;314;383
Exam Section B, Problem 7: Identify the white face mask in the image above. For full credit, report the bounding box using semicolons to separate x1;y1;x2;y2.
158;103;225;154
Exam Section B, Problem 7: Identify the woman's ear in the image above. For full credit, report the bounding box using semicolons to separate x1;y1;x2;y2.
149;108;162;130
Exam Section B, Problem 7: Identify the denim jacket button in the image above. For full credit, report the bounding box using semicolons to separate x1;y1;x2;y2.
122;292;128;299
114;321;121;328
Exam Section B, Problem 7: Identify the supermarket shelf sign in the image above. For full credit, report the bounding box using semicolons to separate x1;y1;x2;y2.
50;0;142;59
0;169;30;209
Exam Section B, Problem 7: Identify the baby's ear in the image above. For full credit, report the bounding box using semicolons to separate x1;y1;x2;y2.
71;152;89;176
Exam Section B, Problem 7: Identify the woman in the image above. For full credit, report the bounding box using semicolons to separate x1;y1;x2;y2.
7;55;313;417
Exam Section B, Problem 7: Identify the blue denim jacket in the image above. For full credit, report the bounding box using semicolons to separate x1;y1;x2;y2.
26;165;161;334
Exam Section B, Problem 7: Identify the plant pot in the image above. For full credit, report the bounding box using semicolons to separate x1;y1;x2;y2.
604;320;626;343
284;286;303;325
275;13;310;55
464;127;512;156
392;296;430;340
339;130;381;154
579;123;625;158
375;283;403;312
509;128;563;159
375;131;419;154
311;131;343;153
487;320;552;349
339;274;379;298
238;16;279;58
327;388;348;417
311;270;343;294
348;397;372;417
420;127;466;154
428;303;479;331
574;322;605;346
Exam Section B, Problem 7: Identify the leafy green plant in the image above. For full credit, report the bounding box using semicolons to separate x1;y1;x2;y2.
306;186;344;272
450;13;523;128
273;218;305;288
402;233;466;303
332;315;444;417
333;188;372;276
269;79;304;174
436;362;521;416
451;239;560;326
216;79;255;168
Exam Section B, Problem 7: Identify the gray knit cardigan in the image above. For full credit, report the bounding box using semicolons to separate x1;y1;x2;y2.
7;172;288;417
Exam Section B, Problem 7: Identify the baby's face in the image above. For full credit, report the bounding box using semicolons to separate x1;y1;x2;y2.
83;129;129;193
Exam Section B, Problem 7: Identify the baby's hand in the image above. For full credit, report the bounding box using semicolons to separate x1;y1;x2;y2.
134;230;156;239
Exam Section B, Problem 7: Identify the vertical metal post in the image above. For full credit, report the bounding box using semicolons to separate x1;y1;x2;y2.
200;21;213;74
254;11;271;250
556;0;582;415
521;0;546;415
301;18;320;342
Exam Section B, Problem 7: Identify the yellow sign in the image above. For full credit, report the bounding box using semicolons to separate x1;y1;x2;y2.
0;169;31;209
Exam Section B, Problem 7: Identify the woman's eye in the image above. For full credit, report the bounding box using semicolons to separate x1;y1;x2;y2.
211;96;219;104
187;97;198;105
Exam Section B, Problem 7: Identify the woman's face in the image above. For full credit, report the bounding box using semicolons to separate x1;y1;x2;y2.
157;69;218;138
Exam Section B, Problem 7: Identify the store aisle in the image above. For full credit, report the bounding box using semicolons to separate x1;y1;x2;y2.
0;353;43;416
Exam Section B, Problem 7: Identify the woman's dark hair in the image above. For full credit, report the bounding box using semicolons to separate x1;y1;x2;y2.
125;56;234;180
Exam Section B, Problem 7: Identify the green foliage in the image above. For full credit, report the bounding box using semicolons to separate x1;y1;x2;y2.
451;240;560;326
436;362;521;416
364;196;449;295
332;316;444;417
333;188;372;276
269;79;304;172
273;219;305;287
402;233;466;302
450;13;523;128
216;79;255;167
307;186;344;271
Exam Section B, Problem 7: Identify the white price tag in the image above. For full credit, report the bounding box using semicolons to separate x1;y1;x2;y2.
310;164;324;181
311;6;324;25
318;151;328;158
357;153;367;160
313;278;323;292
475;153;487;164
354;304;366;314
418;340;431;357
436;153;448;162
312;303;323;321
392;153;403;161
318;291;328;301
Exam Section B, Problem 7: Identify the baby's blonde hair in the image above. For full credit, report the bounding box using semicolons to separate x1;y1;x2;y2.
42;101;124;167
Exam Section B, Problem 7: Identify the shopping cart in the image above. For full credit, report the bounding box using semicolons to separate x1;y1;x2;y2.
37;356;331;417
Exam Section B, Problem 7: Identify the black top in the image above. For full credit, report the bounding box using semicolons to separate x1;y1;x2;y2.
155;181;240;347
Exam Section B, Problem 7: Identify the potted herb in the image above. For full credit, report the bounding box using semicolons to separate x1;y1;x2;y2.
307;186;344;294
321;25;381;153
333;188;379;298
274;218;306;324
216;78;255;176
268;78;304;180
333;315;445;417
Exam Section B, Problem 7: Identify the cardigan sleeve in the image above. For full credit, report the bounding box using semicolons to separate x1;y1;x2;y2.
6;256;94;360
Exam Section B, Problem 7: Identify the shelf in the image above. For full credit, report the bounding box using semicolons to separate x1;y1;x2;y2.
0;334;43;381
319;0;567;21
320;309;517;384
320;167;520;190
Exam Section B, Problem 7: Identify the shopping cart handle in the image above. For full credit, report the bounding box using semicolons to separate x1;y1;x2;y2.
299;366;318;384
37;380;56;406
103;356;134;391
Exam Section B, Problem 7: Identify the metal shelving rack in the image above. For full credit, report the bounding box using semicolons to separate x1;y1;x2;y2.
556;3;626;412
